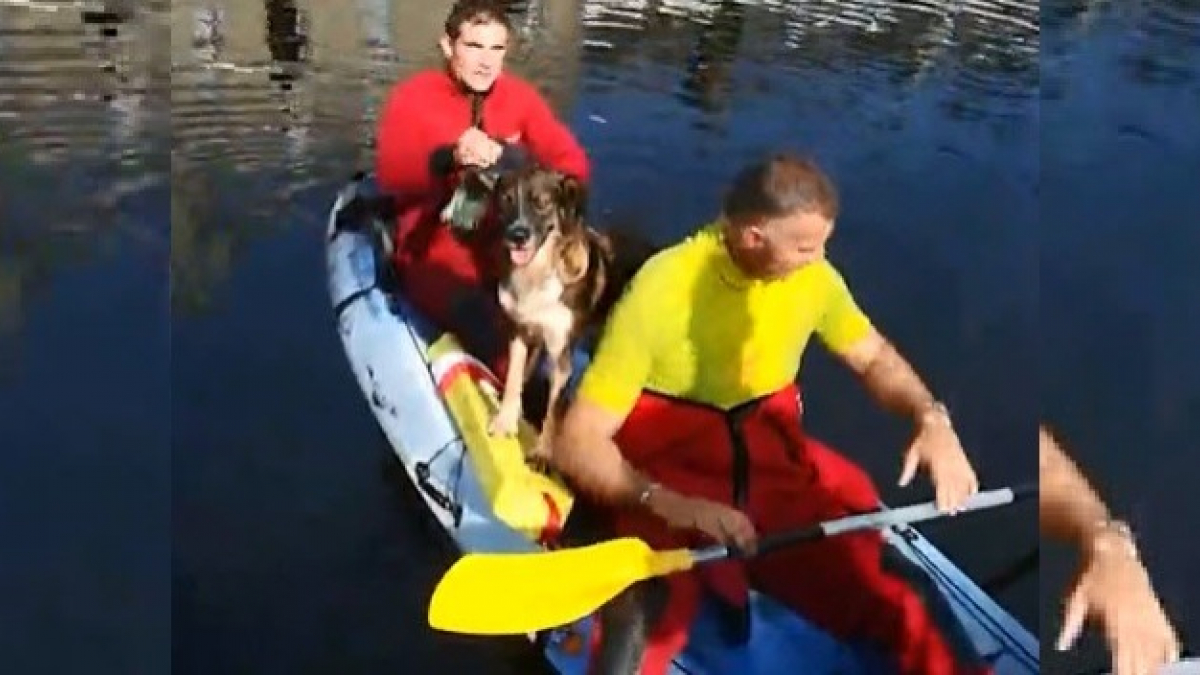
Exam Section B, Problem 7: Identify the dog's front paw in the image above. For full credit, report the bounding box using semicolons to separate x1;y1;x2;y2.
489;406;520;437
524;433;554;472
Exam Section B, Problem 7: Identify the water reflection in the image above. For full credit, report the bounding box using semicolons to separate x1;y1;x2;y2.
166;0;1039;317
0;0;167;336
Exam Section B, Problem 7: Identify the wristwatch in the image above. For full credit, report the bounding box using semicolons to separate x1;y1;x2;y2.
1090;518;1139;559
920;400;952;427
637;481;662;507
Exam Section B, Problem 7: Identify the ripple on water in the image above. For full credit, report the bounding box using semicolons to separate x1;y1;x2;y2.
1117;0;1200;88
0;0;168;221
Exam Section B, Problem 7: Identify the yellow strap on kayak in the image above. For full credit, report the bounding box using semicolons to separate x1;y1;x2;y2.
426;334;574;542
427;537;695;636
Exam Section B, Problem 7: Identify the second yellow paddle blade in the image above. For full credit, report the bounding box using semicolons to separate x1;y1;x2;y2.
427;538;694;636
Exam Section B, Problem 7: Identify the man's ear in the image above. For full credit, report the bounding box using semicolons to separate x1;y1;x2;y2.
557;174;588;225
743;219;768;247
439;35;453;60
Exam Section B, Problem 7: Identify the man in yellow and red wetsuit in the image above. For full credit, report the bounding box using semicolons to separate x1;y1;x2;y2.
374;0;590;372
555;153;988;674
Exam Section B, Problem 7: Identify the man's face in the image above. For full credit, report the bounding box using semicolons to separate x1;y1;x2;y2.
440;19;509;93
737;210;833;280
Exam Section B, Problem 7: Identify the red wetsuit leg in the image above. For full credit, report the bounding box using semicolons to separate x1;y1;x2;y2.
744;437;992;675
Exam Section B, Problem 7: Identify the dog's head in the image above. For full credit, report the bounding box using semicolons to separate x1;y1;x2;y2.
495;167;588;272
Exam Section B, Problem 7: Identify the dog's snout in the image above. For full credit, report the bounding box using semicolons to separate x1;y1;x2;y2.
506;222;532;246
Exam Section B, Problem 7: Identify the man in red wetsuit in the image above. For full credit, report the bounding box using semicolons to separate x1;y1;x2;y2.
374;0;590;370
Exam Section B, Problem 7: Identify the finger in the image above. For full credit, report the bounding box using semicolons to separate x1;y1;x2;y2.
1117;643;1136;675
706;514;731;546
718;512;753;552
950;474;973;512
940;477;961;513
1133;639;1158;675
1143;646;1168;675
898;446;920;487
955;464;978;506
964;466;979;496
1154;627;1180;671
720;513;748;551
937;472;965;513
738;516;758;553
1057;589;1087;652
736;529;757;554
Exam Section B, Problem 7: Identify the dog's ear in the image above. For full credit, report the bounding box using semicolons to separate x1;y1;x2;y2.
556;174;588;227
555;236;589;285
490;171;512;197
491;172;517;211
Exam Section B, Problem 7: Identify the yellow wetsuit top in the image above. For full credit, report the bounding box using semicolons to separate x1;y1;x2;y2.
576;222;874;416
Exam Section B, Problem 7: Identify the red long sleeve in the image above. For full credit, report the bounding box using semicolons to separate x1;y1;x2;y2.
376;71;589;198
517;82;591;182
375;74;447;198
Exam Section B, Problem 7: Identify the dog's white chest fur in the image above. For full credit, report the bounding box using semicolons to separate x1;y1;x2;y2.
498;273;573;338
497;234;579;341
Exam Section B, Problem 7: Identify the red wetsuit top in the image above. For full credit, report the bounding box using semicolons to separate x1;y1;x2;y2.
374;68;590;352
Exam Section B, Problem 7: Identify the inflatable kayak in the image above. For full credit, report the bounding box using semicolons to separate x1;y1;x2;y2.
324;173;1040;674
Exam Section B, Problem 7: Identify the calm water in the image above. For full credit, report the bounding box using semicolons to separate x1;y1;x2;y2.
0;1;169;672
0;0;1192;672
1041;1;1200;673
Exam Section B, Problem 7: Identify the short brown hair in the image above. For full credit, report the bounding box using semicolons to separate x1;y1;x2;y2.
445;0;513;40
722;153;839;223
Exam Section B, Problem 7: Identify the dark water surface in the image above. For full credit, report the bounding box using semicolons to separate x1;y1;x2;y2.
1041;1;1200;673
0;0;1191;672
0;1;169;672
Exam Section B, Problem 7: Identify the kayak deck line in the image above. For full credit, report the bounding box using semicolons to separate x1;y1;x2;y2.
324;173;1040;674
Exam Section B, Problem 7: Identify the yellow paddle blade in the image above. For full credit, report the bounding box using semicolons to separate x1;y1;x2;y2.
428;538;695;635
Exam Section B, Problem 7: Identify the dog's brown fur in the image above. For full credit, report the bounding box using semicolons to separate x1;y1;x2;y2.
486;166;655;465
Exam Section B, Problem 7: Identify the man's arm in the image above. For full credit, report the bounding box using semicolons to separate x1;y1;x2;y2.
555;398;650;506
836;329;941;424
555;381;760;551
552;261;657;505
553;270;760;549
376;76;447;196
814;266;941;425
1039;426;1112;547
816;269;981;508
518;81;591;182
1041;426;1180;668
